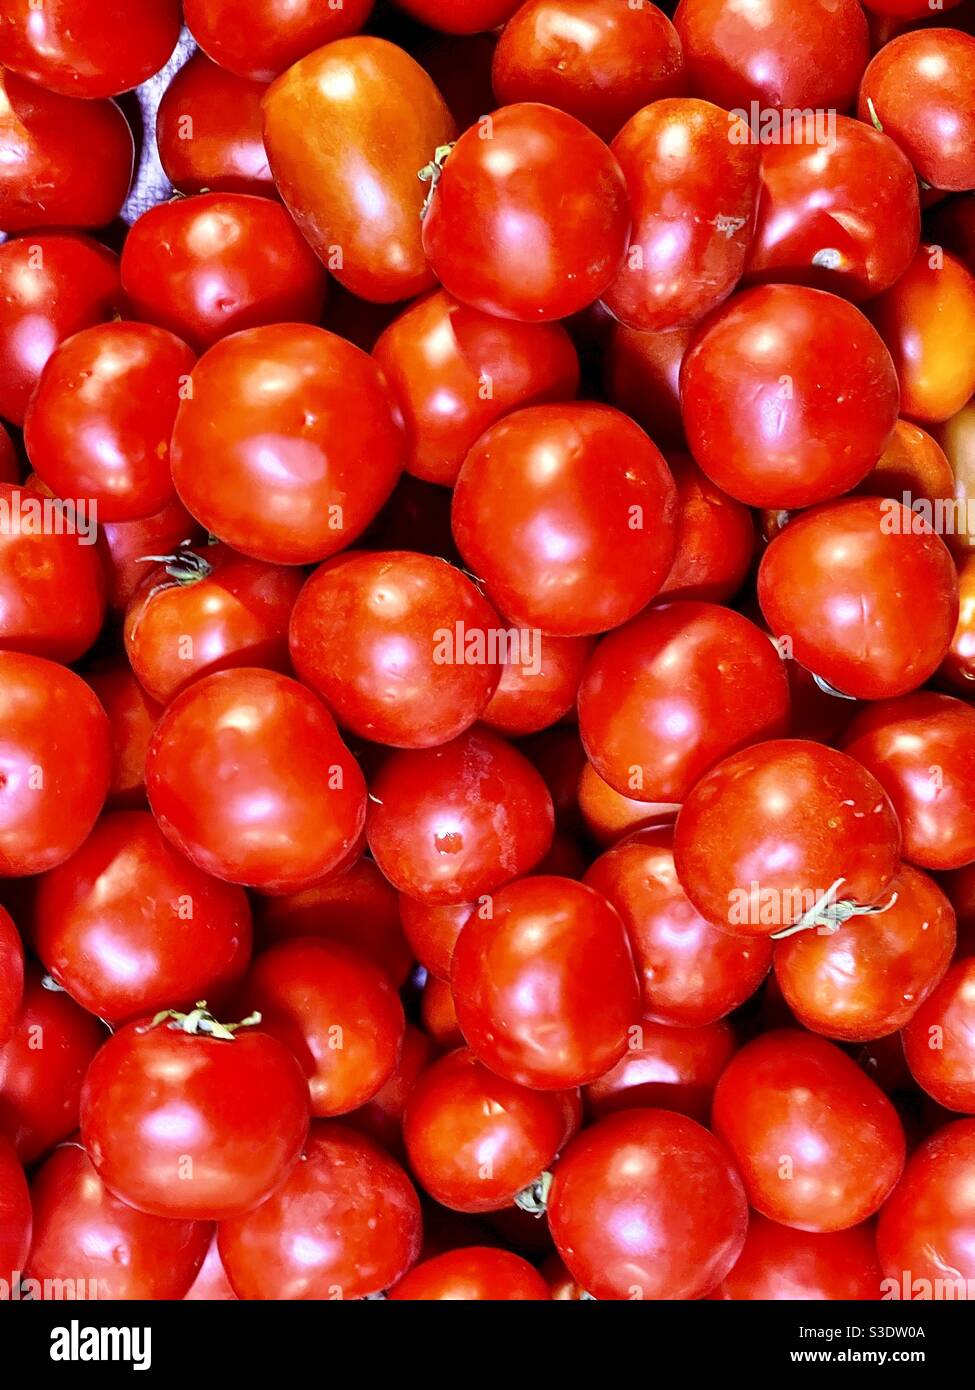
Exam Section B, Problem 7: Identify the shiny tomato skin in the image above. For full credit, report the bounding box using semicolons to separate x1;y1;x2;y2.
482;630;594;738
398;898;471;982
940;553;975;693
451;875;640;1090
85;657;163;807
583;1020;737;1126
97;496;204;618
372;290;580;487
452;403;678;636
876;1119;975;1294
0;906;22;1052
680;285;899;509
712;1214;883;1301
185;0;374;82
420;974;465;1051
549;1108;747;1301
903;958;975;1112
604;98;760;332
218;1122;421;1300
345;1024;436;1159
0;0;180;98
156;53;273;197
578;760;678;847
856;417;955;508
183;1232;237;1301
170;324;405;565
388;1246;550;1300
758;498;959;700
262;38;455;301
712;1031;905;1232
146;669;367;895
421;103;630;323
656;453;755;603
0;1133;30;1280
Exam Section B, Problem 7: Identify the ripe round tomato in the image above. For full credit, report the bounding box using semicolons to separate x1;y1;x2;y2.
452;403;678;636
388;1246;550;1301
81;1006;310;1220
711;1214;883;1301
656;453;756;603
420;973;465;1051
218;1122;421;1299
146;669;367;894
583;1020;737;1125
940;553;975;693
712;1031;905;1232
903;958;975;1112
185;0;374;82
856;418;955;508
398;898;471;982
482;630;594;739
451;875;640;1089
680;286;899;509
421;103;630;322
0;0;180;98
578;760;678;847
156;52;273;197
0;1134;30;1282
169;324;405;565
877;1119;975;1295
345;1024;436;1159
77;661;159;812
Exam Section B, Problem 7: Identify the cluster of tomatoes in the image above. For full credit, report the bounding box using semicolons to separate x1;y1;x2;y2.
1;0;975;1306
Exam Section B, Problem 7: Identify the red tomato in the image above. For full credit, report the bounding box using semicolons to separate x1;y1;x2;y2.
146;669;367;894
903;957;975;1112
712;1214;883;1301
218;1122;421;1299
156;53;273;198
366;726;554;903
604;321;691;449
712;1031;905;1232
451;875;640;1089
856;418;956;507
421;103;630;322
185;0;374;82
0;0;180;98
97;495;203;618
578;759;678;847
656;453;755;603
0;1133;30;1281
78;661;161;811
940;553;975;693
420;973;465;1050
0;907;23;1050
482;630;594;738
388;1246;549;1300
398;898;471;982
0;426;15;484
182;1233;237;1301
877;1119;975;1296
583;1019;737;1125
345;1024;436;1159
452;403;678;636
680;286;899;509
170;324;405;565
81;1007;309;1220
758;498;959;700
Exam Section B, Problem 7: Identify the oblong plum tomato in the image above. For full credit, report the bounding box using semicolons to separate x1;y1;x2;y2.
0;907;23;1049
125;543;303;705
712;1031;905;1232
774;864;956;1042
403;1048;571;1212
421;103;630;322
0;71;134;232
584;828;772;1026
492;0;684;143
398;898;471;983
184;0;373;82
877;1119;975;1295
262;37;454;301
389;1247;549;1301
578;602;789;804
674;0;869;111
603;98;760;332
452;403;677;636
31;811;253;1025
451;876;640;1089
345;1024;436;1158
680;285;899;509
869;246;975;424
0;653;110;877
583;1020;737;1126
858;29;975;192
81;1007;309;1220
941;554;975;692
372;290;580;487
711;1214;883;1301
0;1133;30;1281
903;958;975;1112
549;1108;747;1301
26;1145;209;1301
366;726;554;904
156;53;273;198
146;669;367;894
170;324;405;565
236;938;405;1117
743;116;920;302
673;740;901;936
218;1122;421;1300
289;551;503;749
481;630;594;739
656;453;755;603
121;194;328;354
841;692;975;871
0;0;180;98
97;494;203;617
758;498;959;700
24;322;194;523
604;322;691;449
0;234;121;426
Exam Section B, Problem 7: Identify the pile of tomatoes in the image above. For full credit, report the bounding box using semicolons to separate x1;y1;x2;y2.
1;0;975;1305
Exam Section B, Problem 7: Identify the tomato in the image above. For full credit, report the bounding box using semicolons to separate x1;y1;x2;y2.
81;1006;309;1221
31;811;252;1025
398;898;471;982
863;0;966;15
183;1233;237;1301
877;1119;975;1295
0;0;180;98
482;630;594;739
79;662;160;815
451;875;640;1089
579;602;789;804
0;234;121;427
585;828;772;1026
0;70;133;232
744;116;920;302
680;286;899;509
549;1108;747;1300
185;0;374;83
394;1;522;35
420;973;465;1050
218;1121;421;1299
578;760;677;847
492;0;684;143
345;1025;436;1159
0;907;23;1050
146;669;367;894
452;403;678;636
170;324;405;565
97;496;203;619
389;1246;549;1300
604;99;760;332
0;427;16;484
604;322;691;449
938;400;975;553
263;37;455;301
372;290;580;487
289;551;503;748
25;322;194;523
655;454;755;603
856;418;955;508
711;1214;883;1301
237;938;405;1117
366;726;554;903
156;53;273;198
940;554;975;692
903;958;975;1113
421;103;630;322
0;1134;29;1283
583;1020;737;1125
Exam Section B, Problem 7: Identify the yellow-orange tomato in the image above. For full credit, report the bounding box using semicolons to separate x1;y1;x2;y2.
937;402;975;554
855;419;955;509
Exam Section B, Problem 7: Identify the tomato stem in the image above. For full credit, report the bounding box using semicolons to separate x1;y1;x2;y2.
145;1001;262;1041
417;144;454;221
770;879;900;940
514;1169;554;1217
811;672;857;701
